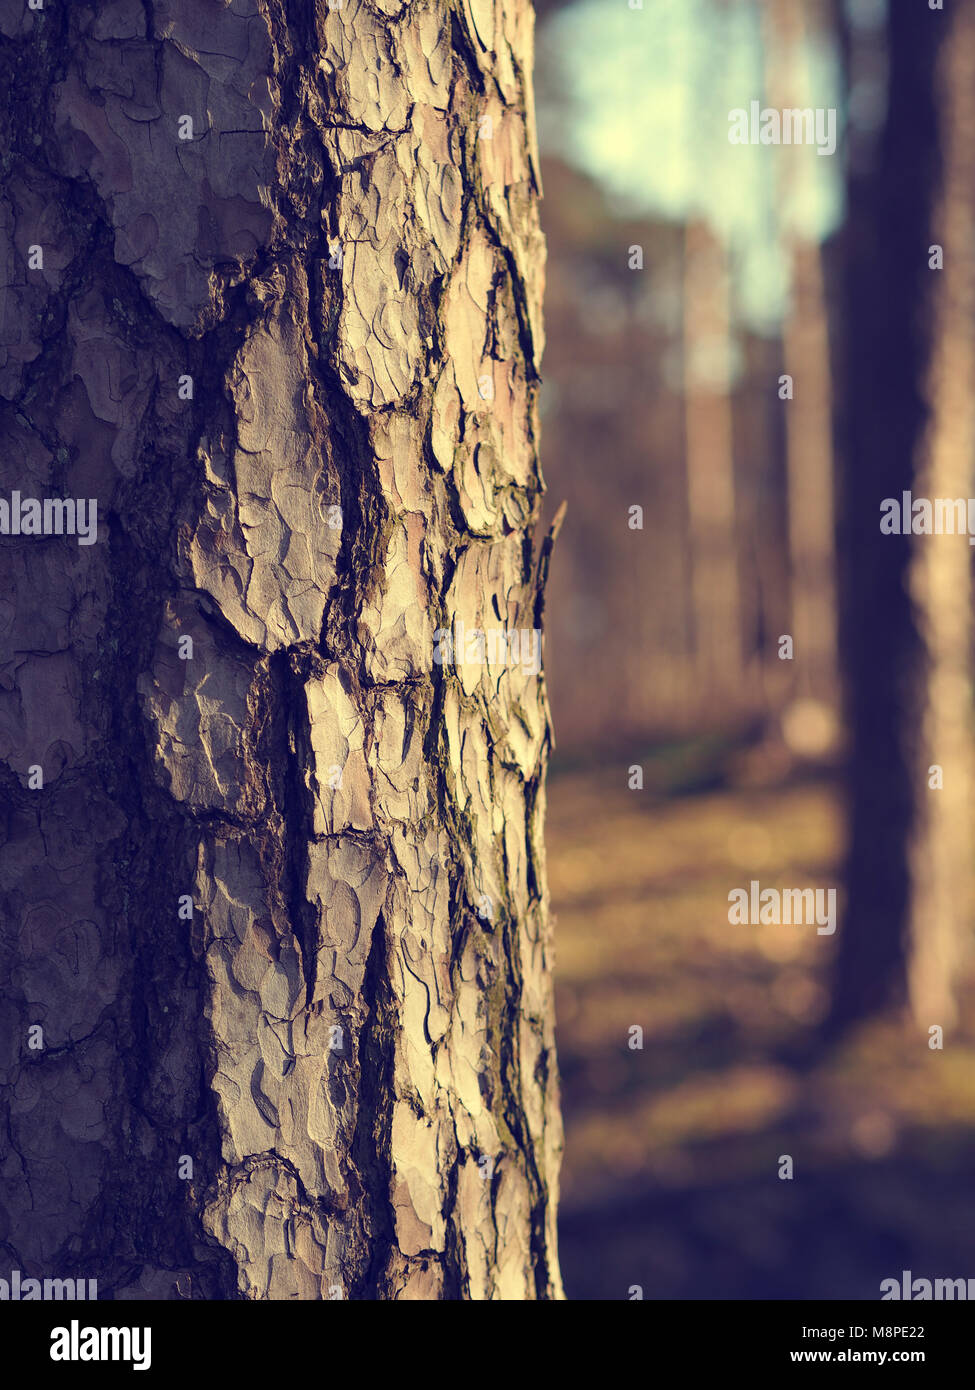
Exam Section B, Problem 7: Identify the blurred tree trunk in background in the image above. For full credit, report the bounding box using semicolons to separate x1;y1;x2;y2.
906;4;975;1029
683;219;742;695
0;0;562;1299
828;1;955;1037
761;0;838;736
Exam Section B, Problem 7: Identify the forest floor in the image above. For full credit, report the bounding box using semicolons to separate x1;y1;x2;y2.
547;756;975;1300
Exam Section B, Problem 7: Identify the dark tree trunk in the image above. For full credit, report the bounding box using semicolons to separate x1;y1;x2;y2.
828;1;951;1036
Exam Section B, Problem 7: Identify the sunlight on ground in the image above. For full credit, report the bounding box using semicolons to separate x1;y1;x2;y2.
548;766;975;1297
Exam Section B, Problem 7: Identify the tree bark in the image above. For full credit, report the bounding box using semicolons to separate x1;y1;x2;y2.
0;0;563;1300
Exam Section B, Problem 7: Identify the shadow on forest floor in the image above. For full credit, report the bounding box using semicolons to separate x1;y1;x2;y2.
547;759;975;1300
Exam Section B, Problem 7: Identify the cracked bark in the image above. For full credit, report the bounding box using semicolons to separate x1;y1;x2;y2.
0;0;563;1300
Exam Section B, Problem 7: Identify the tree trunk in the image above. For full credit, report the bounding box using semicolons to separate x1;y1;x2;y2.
827;0;943;1037
0;0;563;1300
760;0;839;726
905;1;975;1030
683;218;742;697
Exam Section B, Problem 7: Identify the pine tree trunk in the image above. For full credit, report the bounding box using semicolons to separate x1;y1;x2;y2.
827;1;943;1036
0;0;563;1300
683;219;742;695
906;1;975;1030
761;0;839;717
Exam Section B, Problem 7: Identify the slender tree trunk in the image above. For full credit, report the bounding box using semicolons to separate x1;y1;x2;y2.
683;218;741;698
761;0;838;719
0;0;563;1300
906;3;975;1030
